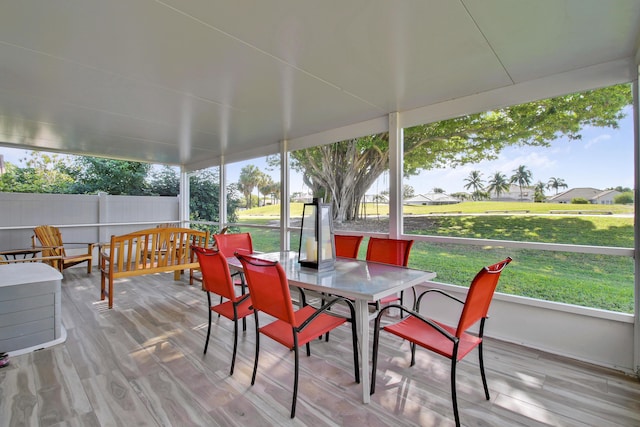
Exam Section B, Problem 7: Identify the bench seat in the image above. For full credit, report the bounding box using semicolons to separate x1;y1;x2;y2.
100;227;210;308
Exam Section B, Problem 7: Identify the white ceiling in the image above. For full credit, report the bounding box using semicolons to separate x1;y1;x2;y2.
0;0;639;169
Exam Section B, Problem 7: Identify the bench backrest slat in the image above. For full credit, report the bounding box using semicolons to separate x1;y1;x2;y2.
106;227;209;273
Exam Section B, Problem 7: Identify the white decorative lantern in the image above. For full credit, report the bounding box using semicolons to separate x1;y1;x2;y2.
298;198;335;270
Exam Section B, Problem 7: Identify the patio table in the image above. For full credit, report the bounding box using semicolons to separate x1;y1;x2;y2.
0;247;63;265
0;247;42;262
227;251;436;403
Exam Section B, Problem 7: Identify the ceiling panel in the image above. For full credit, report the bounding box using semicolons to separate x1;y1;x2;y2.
0;0;638;167
162;0;514;110
464;0;640;83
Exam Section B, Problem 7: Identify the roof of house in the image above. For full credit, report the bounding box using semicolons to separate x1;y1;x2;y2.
546;187;620;202
405;193;460;204
592;189;621;199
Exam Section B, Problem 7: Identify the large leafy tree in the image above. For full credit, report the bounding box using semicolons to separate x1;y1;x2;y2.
1;152;240;228
65;157;151;195
148;165;180;196
289;84;632;221
189;169;240;227
291;134;387;222
0;151;74;193
145;167;241;229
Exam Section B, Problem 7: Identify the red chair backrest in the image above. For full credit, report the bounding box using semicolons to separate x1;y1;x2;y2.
214;233;253;258
192;246;237;300
334;235;364;259
456;257;512;336
366;237;414;267
237;254;296;325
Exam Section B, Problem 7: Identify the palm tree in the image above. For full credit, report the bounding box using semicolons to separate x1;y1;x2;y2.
487;172;510;199
258;174;274;206
266;182;280;204
534;181;547;202
238;165;262;208
463;170;485;201
547;177;568;194
510;165;533;200
401;186;413;199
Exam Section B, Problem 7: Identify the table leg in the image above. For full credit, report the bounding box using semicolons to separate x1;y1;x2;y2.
355;299;370;404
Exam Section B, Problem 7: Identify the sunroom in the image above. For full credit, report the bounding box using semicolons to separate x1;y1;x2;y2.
1;1;640;425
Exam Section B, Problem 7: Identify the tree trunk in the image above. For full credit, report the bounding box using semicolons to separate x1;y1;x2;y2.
294;140;388;222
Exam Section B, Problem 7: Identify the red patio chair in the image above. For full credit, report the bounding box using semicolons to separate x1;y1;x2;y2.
366;237;414;308
334;234;364;259
370;257;512;427
192;246;253;375
214;232;253;288
236;253;360;418
214;232;253;258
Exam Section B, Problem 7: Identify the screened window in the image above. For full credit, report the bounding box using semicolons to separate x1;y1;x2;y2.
401;83;634;312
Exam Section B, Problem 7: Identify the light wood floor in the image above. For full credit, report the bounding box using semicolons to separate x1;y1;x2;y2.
1;268;640;427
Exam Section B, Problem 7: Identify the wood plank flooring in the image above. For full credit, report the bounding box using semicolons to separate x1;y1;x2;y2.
1;268;639;426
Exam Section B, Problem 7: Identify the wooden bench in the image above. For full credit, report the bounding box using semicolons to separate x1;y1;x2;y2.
100;227;210;309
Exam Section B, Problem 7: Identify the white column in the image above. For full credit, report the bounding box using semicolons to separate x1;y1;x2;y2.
388;112;403;239
220;157;227;229
179;167;189;227
633;75;640;377
280;141;290;251
97;191;109;243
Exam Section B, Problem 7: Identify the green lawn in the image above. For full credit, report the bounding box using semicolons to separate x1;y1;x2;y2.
241;200;634;217
236;202;635;313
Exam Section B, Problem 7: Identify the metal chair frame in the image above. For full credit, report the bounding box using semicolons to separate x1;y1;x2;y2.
193;246;253;375
237;253;360;418
370;257;512;427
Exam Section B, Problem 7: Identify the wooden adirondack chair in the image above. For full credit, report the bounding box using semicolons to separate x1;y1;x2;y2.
33;225;95;273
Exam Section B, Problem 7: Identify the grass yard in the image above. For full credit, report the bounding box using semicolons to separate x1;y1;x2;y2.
235;201;635;313
241;200;634;217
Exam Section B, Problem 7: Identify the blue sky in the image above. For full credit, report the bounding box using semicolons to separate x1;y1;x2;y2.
405;110;635;195
225;106;635;196
1;108;634;196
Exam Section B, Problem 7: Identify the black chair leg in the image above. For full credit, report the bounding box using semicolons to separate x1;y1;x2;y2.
479;342;490;400
240;274;247;332
291;343;300;418
204;293;212;354
251;313;260;386
351;313;360;384
370;318;382;394
451;359;460;427
410;342;416;366
230;318;238;375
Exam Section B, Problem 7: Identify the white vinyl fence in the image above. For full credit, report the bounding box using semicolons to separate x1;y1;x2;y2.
0;192;180;256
